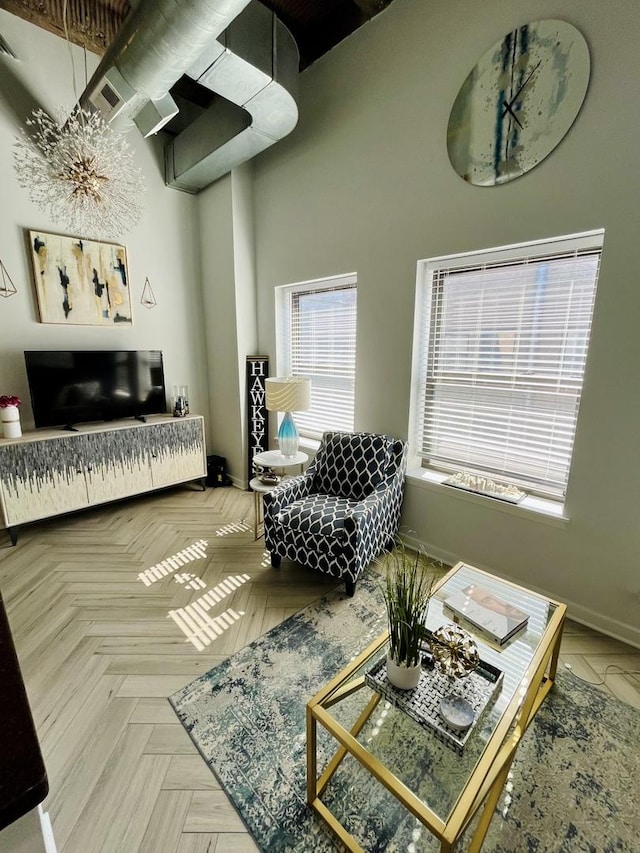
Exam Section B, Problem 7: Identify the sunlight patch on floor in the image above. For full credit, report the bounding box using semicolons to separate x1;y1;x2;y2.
215;520;252;536
168;573;251;650
137;539;208;586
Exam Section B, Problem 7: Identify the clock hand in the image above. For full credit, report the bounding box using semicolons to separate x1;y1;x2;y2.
501;59;542;132
506;59;542;109
502;100;523;129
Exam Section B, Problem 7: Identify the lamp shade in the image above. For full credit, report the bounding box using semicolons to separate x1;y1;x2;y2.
265;377;311;413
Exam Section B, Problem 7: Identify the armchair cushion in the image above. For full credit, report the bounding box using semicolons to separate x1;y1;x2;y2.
312;432;391;501
276;494;354;539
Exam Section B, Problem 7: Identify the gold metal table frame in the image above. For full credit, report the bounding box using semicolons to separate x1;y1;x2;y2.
306;562;566;852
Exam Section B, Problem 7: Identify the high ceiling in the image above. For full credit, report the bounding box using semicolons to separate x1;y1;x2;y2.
0;0;395;70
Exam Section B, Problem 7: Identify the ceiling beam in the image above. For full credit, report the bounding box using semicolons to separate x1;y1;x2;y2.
0;0;129;53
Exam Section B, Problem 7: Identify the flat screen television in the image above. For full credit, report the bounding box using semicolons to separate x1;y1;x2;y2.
24;350;167;429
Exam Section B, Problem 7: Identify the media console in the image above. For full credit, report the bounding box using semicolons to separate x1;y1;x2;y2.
0;415;207;545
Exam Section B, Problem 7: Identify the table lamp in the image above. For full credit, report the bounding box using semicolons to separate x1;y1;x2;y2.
265;376;311;458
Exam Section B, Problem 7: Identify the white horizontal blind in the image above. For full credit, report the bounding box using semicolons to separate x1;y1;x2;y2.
277;275;357;438
415;235;602;498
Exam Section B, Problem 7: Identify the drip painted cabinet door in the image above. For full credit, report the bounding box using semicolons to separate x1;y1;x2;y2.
83;429;154;506
147;420;208;488
0;436;90;525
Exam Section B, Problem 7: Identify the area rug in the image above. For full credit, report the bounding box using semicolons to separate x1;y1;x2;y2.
170;573;640;852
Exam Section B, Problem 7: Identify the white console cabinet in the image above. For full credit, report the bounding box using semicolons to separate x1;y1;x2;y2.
0;415;206;544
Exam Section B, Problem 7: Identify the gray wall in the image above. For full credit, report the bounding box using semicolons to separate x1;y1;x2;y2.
251;0;640;646
0;11;209;441
198;164;258;485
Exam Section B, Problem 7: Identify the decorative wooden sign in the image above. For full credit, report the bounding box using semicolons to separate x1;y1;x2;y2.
246;356;269;478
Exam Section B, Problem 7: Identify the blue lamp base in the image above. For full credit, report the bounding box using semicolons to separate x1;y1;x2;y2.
278;411;299;458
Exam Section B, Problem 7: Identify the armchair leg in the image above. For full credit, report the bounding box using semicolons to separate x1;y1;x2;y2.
345;579;356;597
270;553;281;568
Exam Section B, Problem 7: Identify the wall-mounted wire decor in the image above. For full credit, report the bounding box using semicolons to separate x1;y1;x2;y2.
140;277;157;308
0;260;17;298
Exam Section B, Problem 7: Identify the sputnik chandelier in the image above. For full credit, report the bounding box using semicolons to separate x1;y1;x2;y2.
13;105;145;240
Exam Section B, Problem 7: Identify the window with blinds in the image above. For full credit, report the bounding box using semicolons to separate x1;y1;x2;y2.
412;231;604;500
275;274;357;439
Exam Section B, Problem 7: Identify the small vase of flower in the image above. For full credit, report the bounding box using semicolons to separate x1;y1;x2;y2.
0;395;22;439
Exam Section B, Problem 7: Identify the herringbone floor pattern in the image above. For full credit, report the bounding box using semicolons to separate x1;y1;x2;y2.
1;485;638;852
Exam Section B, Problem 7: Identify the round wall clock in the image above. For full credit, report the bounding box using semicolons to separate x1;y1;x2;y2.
447;19;590;186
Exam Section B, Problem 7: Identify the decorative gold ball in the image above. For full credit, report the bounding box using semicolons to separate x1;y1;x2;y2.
431;623;480;679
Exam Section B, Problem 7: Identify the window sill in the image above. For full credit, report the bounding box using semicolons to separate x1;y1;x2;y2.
299;436;321;454
405;467;569;527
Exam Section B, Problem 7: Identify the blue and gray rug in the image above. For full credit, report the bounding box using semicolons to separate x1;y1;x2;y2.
170;573;640;852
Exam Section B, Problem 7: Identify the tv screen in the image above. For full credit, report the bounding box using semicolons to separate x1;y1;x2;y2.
24;350;167;429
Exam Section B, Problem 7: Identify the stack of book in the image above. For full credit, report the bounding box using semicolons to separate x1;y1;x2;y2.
443;583;529;646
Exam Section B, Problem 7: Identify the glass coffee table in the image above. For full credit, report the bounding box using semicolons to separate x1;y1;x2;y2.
306;562;566;852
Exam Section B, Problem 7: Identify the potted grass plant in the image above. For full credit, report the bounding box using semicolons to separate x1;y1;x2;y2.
381;544;434;690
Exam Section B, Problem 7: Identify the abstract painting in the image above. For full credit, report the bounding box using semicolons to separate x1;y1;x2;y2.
28;230;132;326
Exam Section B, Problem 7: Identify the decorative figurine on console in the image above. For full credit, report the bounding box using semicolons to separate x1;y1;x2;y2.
173;385;189;418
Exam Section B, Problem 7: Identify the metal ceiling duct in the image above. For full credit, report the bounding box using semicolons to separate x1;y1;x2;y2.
80;0;252;127
165;1;298;193
0;32;18;58
79;0;298;192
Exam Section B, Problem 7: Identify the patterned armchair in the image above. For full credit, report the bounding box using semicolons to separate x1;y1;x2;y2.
262;432;408;596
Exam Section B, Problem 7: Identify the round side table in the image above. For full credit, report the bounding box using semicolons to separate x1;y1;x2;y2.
249;477;280;541
252;450;308;474
250;450;309;541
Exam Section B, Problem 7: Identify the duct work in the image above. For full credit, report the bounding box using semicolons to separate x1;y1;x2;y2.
0;32;17;59
81;0;252;130
79;0;298;193
166;2;298;193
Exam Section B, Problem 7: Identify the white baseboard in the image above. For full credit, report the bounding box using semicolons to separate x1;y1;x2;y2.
556;600;640;650
0;806;56;853
37;806;57;853
396;533;640;651
396;531;458;569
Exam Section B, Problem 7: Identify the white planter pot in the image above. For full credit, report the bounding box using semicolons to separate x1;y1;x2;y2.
1;405;21;439
386;652;421;690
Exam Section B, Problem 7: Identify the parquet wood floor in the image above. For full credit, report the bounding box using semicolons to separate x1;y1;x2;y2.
1;485;638;852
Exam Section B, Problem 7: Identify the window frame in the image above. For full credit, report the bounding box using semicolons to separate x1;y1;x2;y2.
409;230;604;503
275;272;357;441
